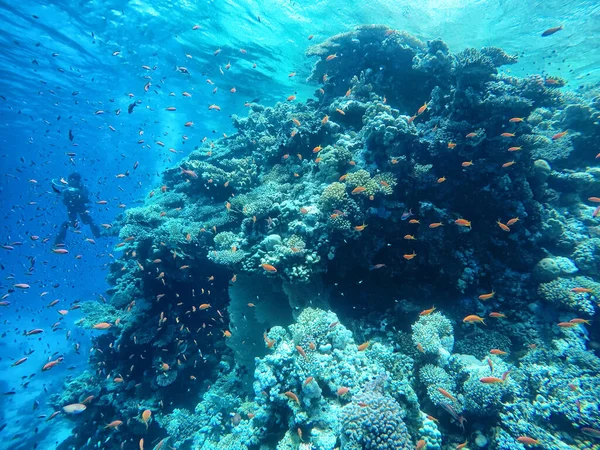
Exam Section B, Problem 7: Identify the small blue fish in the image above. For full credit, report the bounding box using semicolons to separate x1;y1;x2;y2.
401;209;414;220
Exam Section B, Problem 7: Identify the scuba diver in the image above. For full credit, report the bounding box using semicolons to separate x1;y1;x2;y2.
52;172;101;246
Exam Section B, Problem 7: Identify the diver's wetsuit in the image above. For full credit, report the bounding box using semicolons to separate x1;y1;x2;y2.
55;184;100;245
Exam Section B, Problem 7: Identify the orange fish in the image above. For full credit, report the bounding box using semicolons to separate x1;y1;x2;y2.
284;391;300;405
463;315;485;324
552;131;567;140
357;341;370;351
409;219;420;224
437;176;446;183
571;287;593;293
461;161;473;167
304;377;314;386
516;436;540;446
199;303;211;310
480;376;504;384
429;222;443;228
455;218;471;228
509;117;525;123
404;235;416;240
337;386;350;396
437;388;456;402
326;53;337;61
351;186;366;195
287;95;296;102
489;312;506;318
93;322;112;330
588;197;600;203
466;132;477;138
496;221;510;232
417;102;428;115
506;217;519;226
501;132;515;137
105;420;123;430
478;291;495;300
490;349;507;355
420;306;436;316
508;146;521;152
448;142;457;149
296;345;307;360
502;161;516;168
557;322;578;328
416;440;426;450
569;318;591;325
313;145;322;153
336;108;345;115
321;115;329;125
42;357;63;371
417;343;425;353
354;224;367;232
261;263;277;273
403;251;417;260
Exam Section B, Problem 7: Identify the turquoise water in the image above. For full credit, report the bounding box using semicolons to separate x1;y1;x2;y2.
1;1;600;449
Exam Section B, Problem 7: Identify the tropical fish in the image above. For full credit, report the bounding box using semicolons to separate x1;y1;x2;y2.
420;306;436;316
401;209;415;220
261;263;277;273
496;221;510;232
284;391;300;405
463;315;485;324
63;403;87;414
480;376;504;384
105;420;123;430
357;341;370;351
403;251;417;260
516;436;540;445
437;388;456;402
439;402;466;430
478;291;495;300
490;349;507;355
541;25;563;37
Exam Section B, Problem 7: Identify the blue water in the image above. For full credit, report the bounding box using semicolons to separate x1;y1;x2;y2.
1;0;600;449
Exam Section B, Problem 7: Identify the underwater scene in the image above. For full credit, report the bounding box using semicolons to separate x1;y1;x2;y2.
1;0;600;449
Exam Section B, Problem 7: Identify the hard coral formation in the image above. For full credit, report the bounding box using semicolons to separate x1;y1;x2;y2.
58;25;600;450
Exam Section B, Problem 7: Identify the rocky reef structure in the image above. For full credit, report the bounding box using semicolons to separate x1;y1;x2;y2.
54;25;600;450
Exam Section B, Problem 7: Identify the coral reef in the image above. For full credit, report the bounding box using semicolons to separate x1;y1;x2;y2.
56;25;600;450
